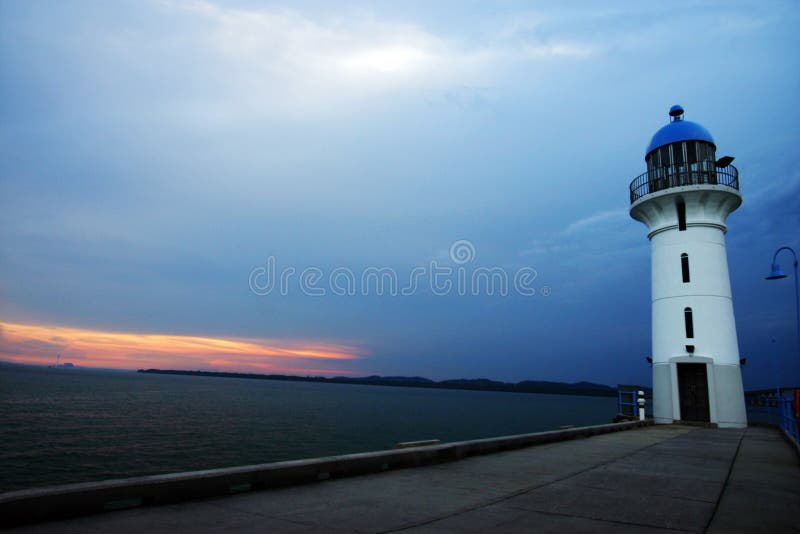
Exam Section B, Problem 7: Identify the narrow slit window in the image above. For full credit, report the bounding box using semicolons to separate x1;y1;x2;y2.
681;253;690;283
684;307;694;339
677;200;687;231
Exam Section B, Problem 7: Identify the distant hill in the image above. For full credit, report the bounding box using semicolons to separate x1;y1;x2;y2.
137;369;617;397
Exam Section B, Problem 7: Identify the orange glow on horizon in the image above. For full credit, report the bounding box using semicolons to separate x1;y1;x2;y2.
0;321;364;376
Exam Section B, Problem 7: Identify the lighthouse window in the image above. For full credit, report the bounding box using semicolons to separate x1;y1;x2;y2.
684;307;694;339
703;143;716;163
660;146;671;167
681;253;690;283
673;143;685;165
686;141;698;165
676;200;687;231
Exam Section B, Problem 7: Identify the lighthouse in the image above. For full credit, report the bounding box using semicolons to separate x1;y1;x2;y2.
629;105;747;428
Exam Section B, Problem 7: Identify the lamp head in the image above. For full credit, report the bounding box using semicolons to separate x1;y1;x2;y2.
765;262;787;280
715;155;735;168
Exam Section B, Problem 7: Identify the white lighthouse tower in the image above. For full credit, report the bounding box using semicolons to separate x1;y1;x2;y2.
630;105;747;428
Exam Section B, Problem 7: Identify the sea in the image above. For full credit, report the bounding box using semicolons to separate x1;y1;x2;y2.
0;364;616;493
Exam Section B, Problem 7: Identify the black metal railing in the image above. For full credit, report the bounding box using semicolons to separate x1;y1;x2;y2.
629;164;739;203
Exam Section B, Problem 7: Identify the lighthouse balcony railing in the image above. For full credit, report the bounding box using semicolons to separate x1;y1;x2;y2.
629;164;739;204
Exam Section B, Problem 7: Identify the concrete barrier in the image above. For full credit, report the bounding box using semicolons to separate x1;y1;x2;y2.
395;439;442;449
0;419;652;527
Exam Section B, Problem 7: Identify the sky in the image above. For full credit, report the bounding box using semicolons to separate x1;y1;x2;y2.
0;0;798;388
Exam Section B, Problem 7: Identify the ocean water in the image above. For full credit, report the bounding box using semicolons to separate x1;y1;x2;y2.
0;364;616;493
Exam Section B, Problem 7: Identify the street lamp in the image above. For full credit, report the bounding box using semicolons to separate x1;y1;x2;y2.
766;246;800;388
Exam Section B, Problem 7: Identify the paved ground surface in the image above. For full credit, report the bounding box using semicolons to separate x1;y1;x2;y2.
13;425;799;533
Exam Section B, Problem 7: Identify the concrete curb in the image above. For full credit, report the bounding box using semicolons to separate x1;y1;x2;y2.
0;419;652;528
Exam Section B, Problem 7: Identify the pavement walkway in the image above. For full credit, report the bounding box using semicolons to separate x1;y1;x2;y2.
13;425;800;533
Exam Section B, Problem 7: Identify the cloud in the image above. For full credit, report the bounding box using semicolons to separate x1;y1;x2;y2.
521;208;632;257
0;321;364;375
140;0;603;120
520;42;596;59
151;0;489;119
564;209;628;235
517;205;648;301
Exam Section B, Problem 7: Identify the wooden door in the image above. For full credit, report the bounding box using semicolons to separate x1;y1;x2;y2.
677;363;710;422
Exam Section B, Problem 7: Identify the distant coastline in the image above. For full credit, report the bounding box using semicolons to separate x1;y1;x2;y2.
137;369;619;397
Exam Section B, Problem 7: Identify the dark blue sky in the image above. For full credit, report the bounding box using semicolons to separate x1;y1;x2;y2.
1;0;798;388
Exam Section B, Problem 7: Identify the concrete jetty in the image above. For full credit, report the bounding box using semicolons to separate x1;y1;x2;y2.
6;424;799;532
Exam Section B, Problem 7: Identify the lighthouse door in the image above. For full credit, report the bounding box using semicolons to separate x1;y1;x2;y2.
677;363;710;422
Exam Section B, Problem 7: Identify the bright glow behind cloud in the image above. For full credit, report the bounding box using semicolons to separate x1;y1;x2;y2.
339;46;431;75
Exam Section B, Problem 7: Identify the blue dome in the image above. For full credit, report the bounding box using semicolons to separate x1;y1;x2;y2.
645;106;715;158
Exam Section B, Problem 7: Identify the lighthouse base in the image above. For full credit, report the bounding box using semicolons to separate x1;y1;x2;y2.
652;358;747;429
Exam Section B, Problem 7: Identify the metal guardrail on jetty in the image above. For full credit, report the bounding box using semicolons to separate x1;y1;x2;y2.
744;389;800;447
616;385;651;421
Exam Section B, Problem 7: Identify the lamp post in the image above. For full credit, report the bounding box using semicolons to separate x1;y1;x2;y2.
766;246;800;388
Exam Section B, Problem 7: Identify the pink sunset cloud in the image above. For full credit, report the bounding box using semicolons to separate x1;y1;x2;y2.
0;321;365;376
